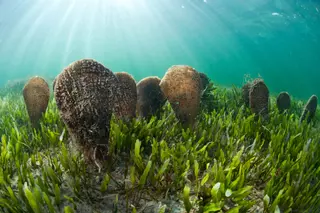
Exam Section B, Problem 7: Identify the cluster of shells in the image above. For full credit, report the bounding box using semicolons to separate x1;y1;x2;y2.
22;58;318;168
241;78;318;123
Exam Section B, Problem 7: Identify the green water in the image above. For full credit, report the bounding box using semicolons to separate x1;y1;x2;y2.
0;0;319;100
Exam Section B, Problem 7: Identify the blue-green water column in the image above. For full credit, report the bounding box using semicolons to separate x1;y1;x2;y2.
0;0;319;100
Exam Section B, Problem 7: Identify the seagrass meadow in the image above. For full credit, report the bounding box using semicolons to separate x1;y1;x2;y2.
0;75;319;213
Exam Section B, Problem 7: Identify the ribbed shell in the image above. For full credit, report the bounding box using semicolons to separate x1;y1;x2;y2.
53;59;119;148
276;92;291;112
249;79;269;119
300;95;318;124
22;76;50;128
114;72;137;119
136;76;166;119
160;65;201;126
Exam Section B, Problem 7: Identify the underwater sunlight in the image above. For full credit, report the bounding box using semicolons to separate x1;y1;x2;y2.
0;0;319;99
0;0;320;212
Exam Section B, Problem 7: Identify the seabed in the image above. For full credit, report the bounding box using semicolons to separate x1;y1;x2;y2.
0;74;319;213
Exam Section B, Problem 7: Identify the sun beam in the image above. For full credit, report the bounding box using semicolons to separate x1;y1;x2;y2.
114;0;135;9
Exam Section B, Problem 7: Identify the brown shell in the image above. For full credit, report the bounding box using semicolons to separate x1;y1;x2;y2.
249;79;269;119
159;65;201;127
276;92;291;112
242;82;251;107
22;76;50;128
136;76;166;119
300;95;318;124
199;72;210;91
114;72;137;119
53;59;120;159
52;77;57;91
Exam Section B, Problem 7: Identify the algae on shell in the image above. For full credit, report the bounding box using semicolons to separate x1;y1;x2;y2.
276;92;291;113
249;78;269;120
300;95;318;124
22;76;50;128
199;72;210;92
242;82;251;107
53;59;120;167
160;65;201;128
114;72;137;120
136;76;166;119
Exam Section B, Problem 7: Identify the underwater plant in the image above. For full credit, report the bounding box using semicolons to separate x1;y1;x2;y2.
276;92;291;113
199;83;220;114
160;65;202;128
114;72;137;120
249;78;269;120
136;76;166;119
22;76;50;129
0;71;319;213
53;58;120;170
300;94;318;124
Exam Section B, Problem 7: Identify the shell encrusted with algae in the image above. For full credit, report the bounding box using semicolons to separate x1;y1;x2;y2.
53;59;120;164
249;79;269;119
114;72;137;119
22;76;50;128
276;92;291;112
136;76;166;119
199;72;210;92
159;65;201;127
242;82;251;107
300;95;318;124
